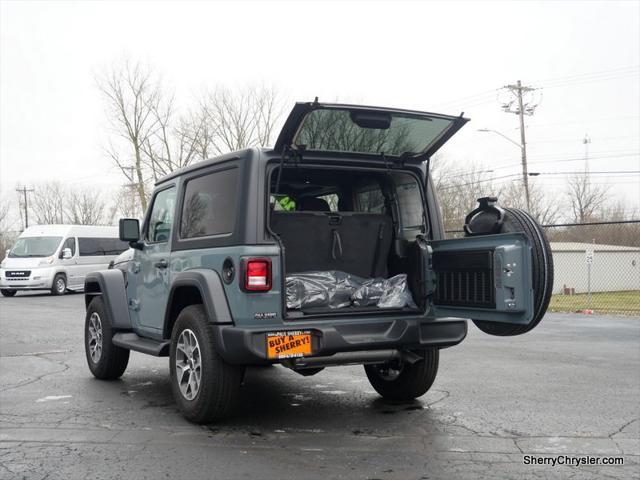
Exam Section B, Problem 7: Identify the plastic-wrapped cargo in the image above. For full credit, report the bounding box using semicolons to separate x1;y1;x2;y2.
286;271;417;310
352;275;417;309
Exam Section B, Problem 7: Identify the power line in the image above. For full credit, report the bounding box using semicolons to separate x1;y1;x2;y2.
431;88;499;109
526;114;640;128
532;65;640;84
532;170;640;175
477;152;640;172
437;174;522;190
430;66;640;113
539;70;639;90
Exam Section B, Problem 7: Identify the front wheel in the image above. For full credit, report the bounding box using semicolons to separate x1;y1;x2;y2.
365;349;439;401
170;305;244;423
0;289;17;297
51;274;67;296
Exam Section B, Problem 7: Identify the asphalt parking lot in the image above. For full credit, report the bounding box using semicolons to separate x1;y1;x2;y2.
0;292;638;480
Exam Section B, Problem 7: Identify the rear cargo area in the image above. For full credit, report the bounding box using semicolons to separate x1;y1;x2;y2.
268;165;428;316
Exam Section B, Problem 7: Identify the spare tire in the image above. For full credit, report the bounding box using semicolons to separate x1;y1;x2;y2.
465;205;554;336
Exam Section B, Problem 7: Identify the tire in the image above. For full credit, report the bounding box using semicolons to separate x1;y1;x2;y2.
364;349;439;401
472;208;554;336
169;304;244;424
84;297;130;380
51;274;67;296
0;289;17;297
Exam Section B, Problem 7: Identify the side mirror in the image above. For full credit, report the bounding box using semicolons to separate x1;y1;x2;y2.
119;218;142;249
61;248;72;260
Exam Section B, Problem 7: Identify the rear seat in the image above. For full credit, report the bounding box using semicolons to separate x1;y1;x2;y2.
270;212;393;278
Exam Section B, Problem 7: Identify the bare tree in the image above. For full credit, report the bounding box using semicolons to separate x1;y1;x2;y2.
30;182;66;224
432;157;499;232
500;179;561;225
97;60;167;211
107;186;144;223
20;183;108;226
566;169;609;223
0;200;10;230
201;85;284;155
0;199;17;254
66;189;106;225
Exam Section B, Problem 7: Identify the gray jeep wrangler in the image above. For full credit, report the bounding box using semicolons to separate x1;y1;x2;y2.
84;101;553;423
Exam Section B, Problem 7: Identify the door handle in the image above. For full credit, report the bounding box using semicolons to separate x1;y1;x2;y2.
155;259;168;269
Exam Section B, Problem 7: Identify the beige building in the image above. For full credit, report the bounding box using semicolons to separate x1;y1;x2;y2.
550;242;640;294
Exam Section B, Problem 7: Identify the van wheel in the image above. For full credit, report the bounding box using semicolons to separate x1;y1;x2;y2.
364;349;439;401
0;289;17;297
84;297;130;379
170;305;244;423
51;274;67;295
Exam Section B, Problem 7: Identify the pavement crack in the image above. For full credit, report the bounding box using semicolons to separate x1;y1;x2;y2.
512;438;524;454
426;389;450;407
0;353;71;392
608;417;639;437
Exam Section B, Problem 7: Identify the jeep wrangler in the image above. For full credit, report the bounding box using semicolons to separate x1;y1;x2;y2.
84;101;553;423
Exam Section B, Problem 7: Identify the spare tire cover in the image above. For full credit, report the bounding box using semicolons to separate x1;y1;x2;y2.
466;207;554;336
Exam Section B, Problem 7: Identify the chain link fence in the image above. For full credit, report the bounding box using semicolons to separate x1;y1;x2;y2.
446;220;640;316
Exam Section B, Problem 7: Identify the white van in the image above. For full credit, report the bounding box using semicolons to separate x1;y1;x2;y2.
0;225;129;297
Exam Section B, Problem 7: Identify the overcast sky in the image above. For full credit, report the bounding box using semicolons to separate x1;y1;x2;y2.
1;0;639;226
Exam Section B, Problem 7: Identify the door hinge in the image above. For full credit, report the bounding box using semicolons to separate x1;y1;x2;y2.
128;299;140;311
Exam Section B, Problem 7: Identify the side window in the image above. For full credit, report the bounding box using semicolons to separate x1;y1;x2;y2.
78;238;100;256
102;238;129;255
391;172;424;230
355;183;385;213
147;187;177;243
180;169;238;239
78;238;129;256
63;237;76;256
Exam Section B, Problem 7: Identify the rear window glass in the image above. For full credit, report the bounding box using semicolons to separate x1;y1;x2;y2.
355;187;385;214
293;108;454;156
318;194;338;212
180;168;239;238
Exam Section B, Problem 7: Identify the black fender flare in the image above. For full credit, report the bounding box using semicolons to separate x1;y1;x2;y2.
84;270;132;330
164;269;233;338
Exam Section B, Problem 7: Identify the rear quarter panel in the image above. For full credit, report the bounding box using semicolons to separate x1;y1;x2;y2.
170;245;283;327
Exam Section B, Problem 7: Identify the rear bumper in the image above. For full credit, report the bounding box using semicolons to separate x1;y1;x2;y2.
214;317;467;365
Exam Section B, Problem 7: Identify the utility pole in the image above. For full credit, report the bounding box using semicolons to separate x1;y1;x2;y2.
15;186;34;230
501;80;539;212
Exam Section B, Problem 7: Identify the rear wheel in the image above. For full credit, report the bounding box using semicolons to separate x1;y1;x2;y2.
0;289;16;297
364;349;439;401
84;297;130;379
472;208;554;336
170;305;244;423
51;274;67;296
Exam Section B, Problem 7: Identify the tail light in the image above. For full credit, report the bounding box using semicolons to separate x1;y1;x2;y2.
241;258;272;292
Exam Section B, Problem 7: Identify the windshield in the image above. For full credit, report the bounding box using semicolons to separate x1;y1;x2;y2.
8;236;62;258
292;108;455;157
